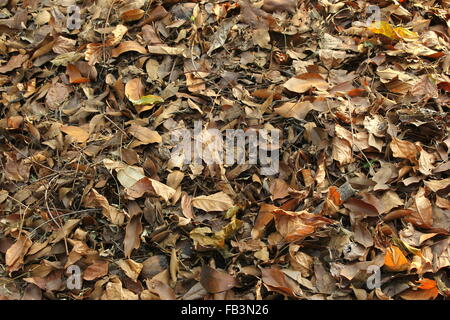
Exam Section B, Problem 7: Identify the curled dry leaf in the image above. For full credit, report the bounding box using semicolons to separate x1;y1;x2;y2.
343;198;380;218
405;188;433;228
106;24;128;47
101;276;139;300
6;234;32;273
117;259;143;281
390;137;418;163
66;64;90;84
124;215;143;258
84;189;125;225
181;192;194;219
111;41;148;57
261;267;298;298
127;177;176;202
251;203;277;239
85;43;104;65
272;209;333;242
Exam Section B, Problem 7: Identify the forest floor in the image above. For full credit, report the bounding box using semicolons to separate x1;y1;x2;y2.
0;0;449;300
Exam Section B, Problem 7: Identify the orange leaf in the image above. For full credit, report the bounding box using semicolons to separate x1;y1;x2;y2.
7;116;23;129
400;285;439;300
437;82;450;93
347;88;365;97
417;278;436;290
384;245;410;272
328;186;343;206
66;64;90;84
120;9;145;22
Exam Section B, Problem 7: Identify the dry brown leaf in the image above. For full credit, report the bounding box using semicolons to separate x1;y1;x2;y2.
261;267;298;297
101;276;139;300
45;82;71;110
181;192;194;219
60;125;89;143
251;204;276;240
84;189;125;225
344;198;380;218
52;36;76;54
83;260;109;281
200;266;236;293
0;54;28;73
424;177;450;192
332;137;353;165
192;192;234;212
66;64;90;84
50;219;80;244
272;208;333;242
274;101;313;120
127;177;176;201
117;259;143;281
147;46;184;55
124;215;143;258
405;187;433;228
105;24;128;47
390;137;418;163
145;279;176;300
111;41;148;57
6;234;32;273
125;78;144;101
283;73;329;93
269;178;290;201
128;125;162;144
120;9;145;22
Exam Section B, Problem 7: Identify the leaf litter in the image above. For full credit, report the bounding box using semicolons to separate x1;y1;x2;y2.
0;0;449;300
